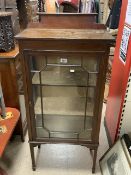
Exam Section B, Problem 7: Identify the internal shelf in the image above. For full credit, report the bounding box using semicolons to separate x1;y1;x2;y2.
32;66;97;87
34;97;94;116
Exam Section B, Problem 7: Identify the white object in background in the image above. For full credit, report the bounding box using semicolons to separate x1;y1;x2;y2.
60;58;68;64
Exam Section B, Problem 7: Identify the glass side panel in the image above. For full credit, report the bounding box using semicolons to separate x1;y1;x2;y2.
29;54;99;141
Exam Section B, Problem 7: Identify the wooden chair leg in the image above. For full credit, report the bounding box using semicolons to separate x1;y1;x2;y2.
29;144;36;171
92;148;98;174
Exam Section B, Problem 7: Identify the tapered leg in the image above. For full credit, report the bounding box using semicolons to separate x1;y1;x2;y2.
29;144;36;171
92;148;98;174
38;144;41;149
89;149;94;158
19;115;25;142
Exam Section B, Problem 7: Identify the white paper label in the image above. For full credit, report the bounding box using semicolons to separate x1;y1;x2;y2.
60;58;67;64
120;26;131;64
70;69;75;73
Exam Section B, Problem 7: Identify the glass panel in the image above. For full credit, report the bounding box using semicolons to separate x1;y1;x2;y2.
29;54;99;141
32;66;89;86
83;56;98;72
88;73;97;86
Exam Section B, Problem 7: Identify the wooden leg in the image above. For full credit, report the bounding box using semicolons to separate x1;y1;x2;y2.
92;148;98;174
29;144;36;171
89;148;94;158
18;115;25;142
38;144;41;149
20;133;25;142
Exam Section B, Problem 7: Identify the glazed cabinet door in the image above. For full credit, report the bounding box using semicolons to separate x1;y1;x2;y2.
24;50;103;142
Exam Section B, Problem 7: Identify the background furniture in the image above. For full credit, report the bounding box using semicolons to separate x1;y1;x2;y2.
0;12;15;52
0;0;29;31
0;0;20;34
16;14;113;173
27;0;39;22
38;0;45;12
0;108;20;157
0;47;27;141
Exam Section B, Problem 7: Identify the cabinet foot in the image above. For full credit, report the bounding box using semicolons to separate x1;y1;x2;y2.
92;148;98;174
30;144;36;171
38;144;41;149
21;135;25;142
32;166;36;171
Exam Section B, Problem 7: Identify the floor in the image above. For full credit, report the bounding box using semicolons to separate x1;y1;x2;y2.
0;104;109;175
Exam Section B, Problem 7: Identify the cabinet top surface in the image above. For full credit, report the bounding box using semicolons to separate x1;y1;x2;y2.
0;46;19;59
15;28;114;42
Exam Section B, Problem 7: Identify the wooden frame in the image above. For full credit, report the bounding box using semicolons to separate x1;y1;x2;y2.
0;47;27;141
24;49;105;140
99;138;131;175
16;17;114;173
29;13;99;29
23;49;105;173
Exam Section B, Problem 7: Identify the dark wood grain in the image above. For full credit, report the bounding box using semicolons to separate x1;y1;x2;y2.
16;28;113;41
16;17;114;173
37;13;97;27
0;47;27;141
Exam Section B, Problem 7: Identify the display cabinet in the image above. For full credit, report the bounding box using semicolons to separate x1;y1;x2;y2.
16;17;114;173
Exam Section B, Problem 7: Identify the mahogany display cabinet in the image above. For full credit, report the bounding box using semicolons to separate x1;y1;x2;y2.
16;15;114;173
